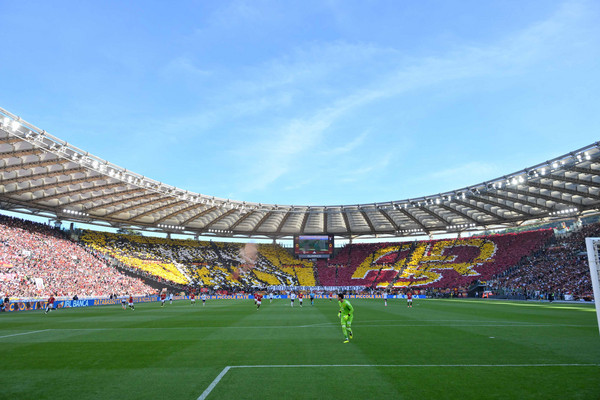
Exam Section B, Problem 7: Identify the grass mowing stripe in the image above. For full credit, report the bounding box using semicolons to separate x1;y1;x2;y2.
0;329;50;339
231;363;600;368
29;322;595;332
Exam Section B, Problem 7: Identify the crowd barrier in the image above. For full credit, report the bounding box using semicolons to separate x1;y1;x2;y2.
1;294;426;312
2;295;159;312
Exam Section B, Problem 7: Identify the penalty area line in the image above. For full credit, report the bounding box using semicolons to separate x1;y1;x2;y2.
0;329;50;339
197;366;231;400
196;363;600;399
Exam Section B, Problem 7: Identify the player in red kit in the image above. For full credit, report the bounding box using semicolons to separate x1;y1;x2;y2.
128;294;135;310
44;294;55;314
160;292;167;307
298;292;304;307
190;293;196;305
255;293;263;310
407;291;413;308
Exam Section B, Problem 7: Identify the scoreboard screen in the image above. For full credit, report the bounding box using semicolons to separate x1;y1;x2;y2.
294;235;334;259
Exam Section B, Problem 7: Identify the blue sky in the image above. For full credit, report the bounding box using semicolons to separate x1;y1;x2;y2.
1;0;599;207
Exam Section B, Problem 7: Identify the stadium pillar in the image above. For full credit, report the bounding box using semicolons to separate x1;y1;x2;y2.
584;238;600;335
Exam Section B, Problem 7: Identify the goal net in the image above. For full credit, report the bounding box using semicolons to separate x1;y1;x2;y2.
584;238;600;335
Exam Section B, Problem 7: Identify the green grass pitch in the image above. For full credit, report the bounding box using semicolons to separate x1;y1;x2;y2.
1;298;599;400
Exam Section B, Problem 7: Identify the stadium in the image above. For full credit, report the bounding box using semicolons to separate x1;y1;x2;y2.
2;2;600;399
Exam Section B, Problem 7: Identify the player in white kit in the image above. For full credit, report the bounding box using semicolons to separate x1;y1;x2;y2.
290;292;296;307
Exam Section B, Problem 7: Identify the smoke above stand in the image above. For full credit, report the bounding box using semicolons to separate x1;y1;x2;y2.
236;243;258;277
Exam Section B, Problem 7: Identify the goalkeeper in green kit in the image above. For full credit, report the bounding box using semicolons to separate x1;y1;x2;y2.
337;293;354;343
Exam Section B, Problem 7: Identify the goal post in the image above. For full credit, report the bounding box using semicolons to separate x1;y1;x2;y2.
584;238;600;335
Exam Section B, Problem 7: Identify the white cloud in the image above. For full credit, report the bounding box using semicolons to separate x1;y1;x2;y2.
161;0;598;200
337;153;393;183
328;131;369;155
162;57;212;79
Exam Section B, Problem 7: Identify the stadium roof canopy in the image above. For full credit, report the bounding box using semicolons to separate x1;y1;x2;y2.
1;106;599;240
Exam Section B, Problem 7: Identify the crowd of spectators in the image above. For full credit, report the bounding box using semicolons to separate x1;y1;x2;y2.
489;222;598;300
0;216;154;298
2;212;595;301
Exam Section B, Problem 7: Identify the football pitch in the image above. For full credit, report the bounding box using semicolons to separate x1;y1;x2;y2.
1;298;599;400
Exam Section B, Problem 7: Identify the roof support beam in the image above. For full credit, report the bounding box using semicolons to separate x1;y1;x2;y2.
154;203;206;225
129;200;188;221
397;208;429;232
249;212;272;235
66;188;147;207
275;211;292;234
181;206;218;226
547;173;600;190
86;193;161;213
418;206;451;226
568;166;600;175
0;166;86;186
299;210;310;234
453;198;507;221
0;157;64;172
35;182;126;202
527;181;600;201
4;174;107;196
468;195;535;217
341;209;352;234
359;210;376;232
229;211;256;231
104;197;168;218
200;209;238;230
379;209;400;231
0;136;24;145
436;203;480;225
481;191;552;212
0;147;45;158
501;187;582;207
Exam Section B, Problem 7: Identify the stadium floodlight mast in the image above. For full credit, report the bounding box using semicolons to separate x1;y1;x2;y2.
585;238;600;335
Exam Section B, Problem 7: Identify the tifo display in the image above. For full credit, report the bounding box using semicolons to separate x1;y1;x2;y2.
0;214;595;303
